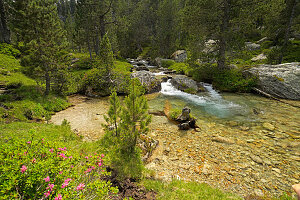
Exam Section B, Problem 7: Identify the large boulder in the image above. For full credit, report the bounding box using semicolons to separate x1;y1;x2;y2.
203;39;218;54
131;71;161;94
171;50;187;62
247;63;300;100
170;75;198;92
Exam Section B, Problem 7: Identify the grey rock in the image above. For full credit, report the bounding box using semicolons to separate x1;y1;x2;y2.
247;63;300;100
171;50;187;62
131;71;161;93
251;53;267;62
170;75;198;92
245;42;261;51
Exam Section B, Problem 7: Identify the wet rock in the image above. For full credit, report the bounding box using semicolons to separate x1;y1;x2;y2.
262;122;275;131
171;75;198;92
227;121;238;127
212;136;234;144
250;155;264;165
135;65;149;71
254;189;264;197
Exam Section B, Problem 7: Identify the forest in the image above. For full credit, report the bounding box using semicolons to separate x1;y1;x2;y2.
0;0;300;199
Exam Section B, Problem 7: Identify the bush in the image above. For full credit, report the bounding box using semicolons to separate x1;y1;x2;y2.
161;59;176;68
0;43;21;58
0;130;118;199
168;63;189;74
213;69;257;92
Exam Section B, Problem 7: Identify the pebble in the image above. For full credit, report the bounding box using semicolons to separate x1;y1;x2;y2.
263;122;275;131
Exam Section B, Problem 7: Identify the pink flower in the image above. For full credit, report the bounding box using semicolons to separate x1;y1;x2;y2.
98;162;102;167
32;158;36;163
68;156;72;159
44;176;50;182
44;190;51;198
20;165;27;173
27;141;31;144
101;154;104;158
23;151;28;155
47;183;54;190
62;178;71;188
65;178;71;183
76;183;85;191
55;194;62;200
61;183;68;188
91;166;95;170
85;156;89;159
49;148;54;153
42;138;44;141
59;171;63;175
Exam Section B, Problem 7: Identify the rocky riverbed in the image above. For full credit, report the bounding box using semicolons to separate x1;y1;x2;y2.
50;94;300;199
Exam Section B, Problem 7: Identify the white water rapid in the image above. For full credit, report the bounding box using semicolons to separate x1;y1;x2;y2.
160;80;244;118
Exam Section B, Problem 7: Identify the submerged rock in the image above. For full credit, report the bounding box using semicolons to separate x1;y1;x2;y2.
247;62;300;100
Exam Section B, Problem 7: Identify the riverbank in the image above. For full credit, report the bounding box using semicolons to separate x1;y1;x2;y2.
49;94;299;199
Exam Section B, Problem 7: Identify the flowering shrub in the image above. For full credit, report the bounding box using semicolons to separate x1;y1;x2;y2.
0;131;118;199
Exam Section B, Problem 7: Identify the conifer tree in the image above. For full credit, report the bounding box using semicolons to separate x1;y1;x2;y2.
120;79;151;153
13;0;66;95
104;89;121;137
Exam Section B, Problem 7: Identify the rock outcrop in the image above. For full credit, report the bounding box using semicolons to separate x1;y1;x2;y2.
170;75;199;92
247;62;300;100
131;71;161;93
171;50;187;62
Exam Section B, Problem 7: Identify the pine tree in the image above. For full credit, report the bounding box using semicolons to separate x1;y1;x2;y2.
120;79;151;153
104;89;121;137
99;33;114;69
13;0;66;95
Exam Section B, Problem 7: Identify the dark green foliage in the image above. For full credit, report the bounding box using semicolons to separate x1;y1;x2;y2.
161;59;176;68
0;43;20;57
213;69;257;92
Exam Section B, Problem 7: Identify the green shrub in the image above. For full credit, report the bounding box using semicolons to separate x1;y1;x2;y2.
168;63;189;74
266;47;281;64
283;40;300;63
0;54;21;71
0;43;21;58
169;109;182;120
0;130;118;199
161;59;176;68
213;69;257;92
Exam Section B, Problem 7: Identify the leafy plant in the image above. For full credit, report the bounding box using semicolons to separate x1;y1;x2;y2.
0;130;118;199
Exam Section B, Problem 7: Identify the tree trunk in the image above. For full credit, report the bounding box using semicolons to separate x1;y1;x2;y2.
94;34;100;56
45;70;50;96
100;16;106;39
217;0;230;70
87;37;93;59
279;0;297;64
0;0;10;43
